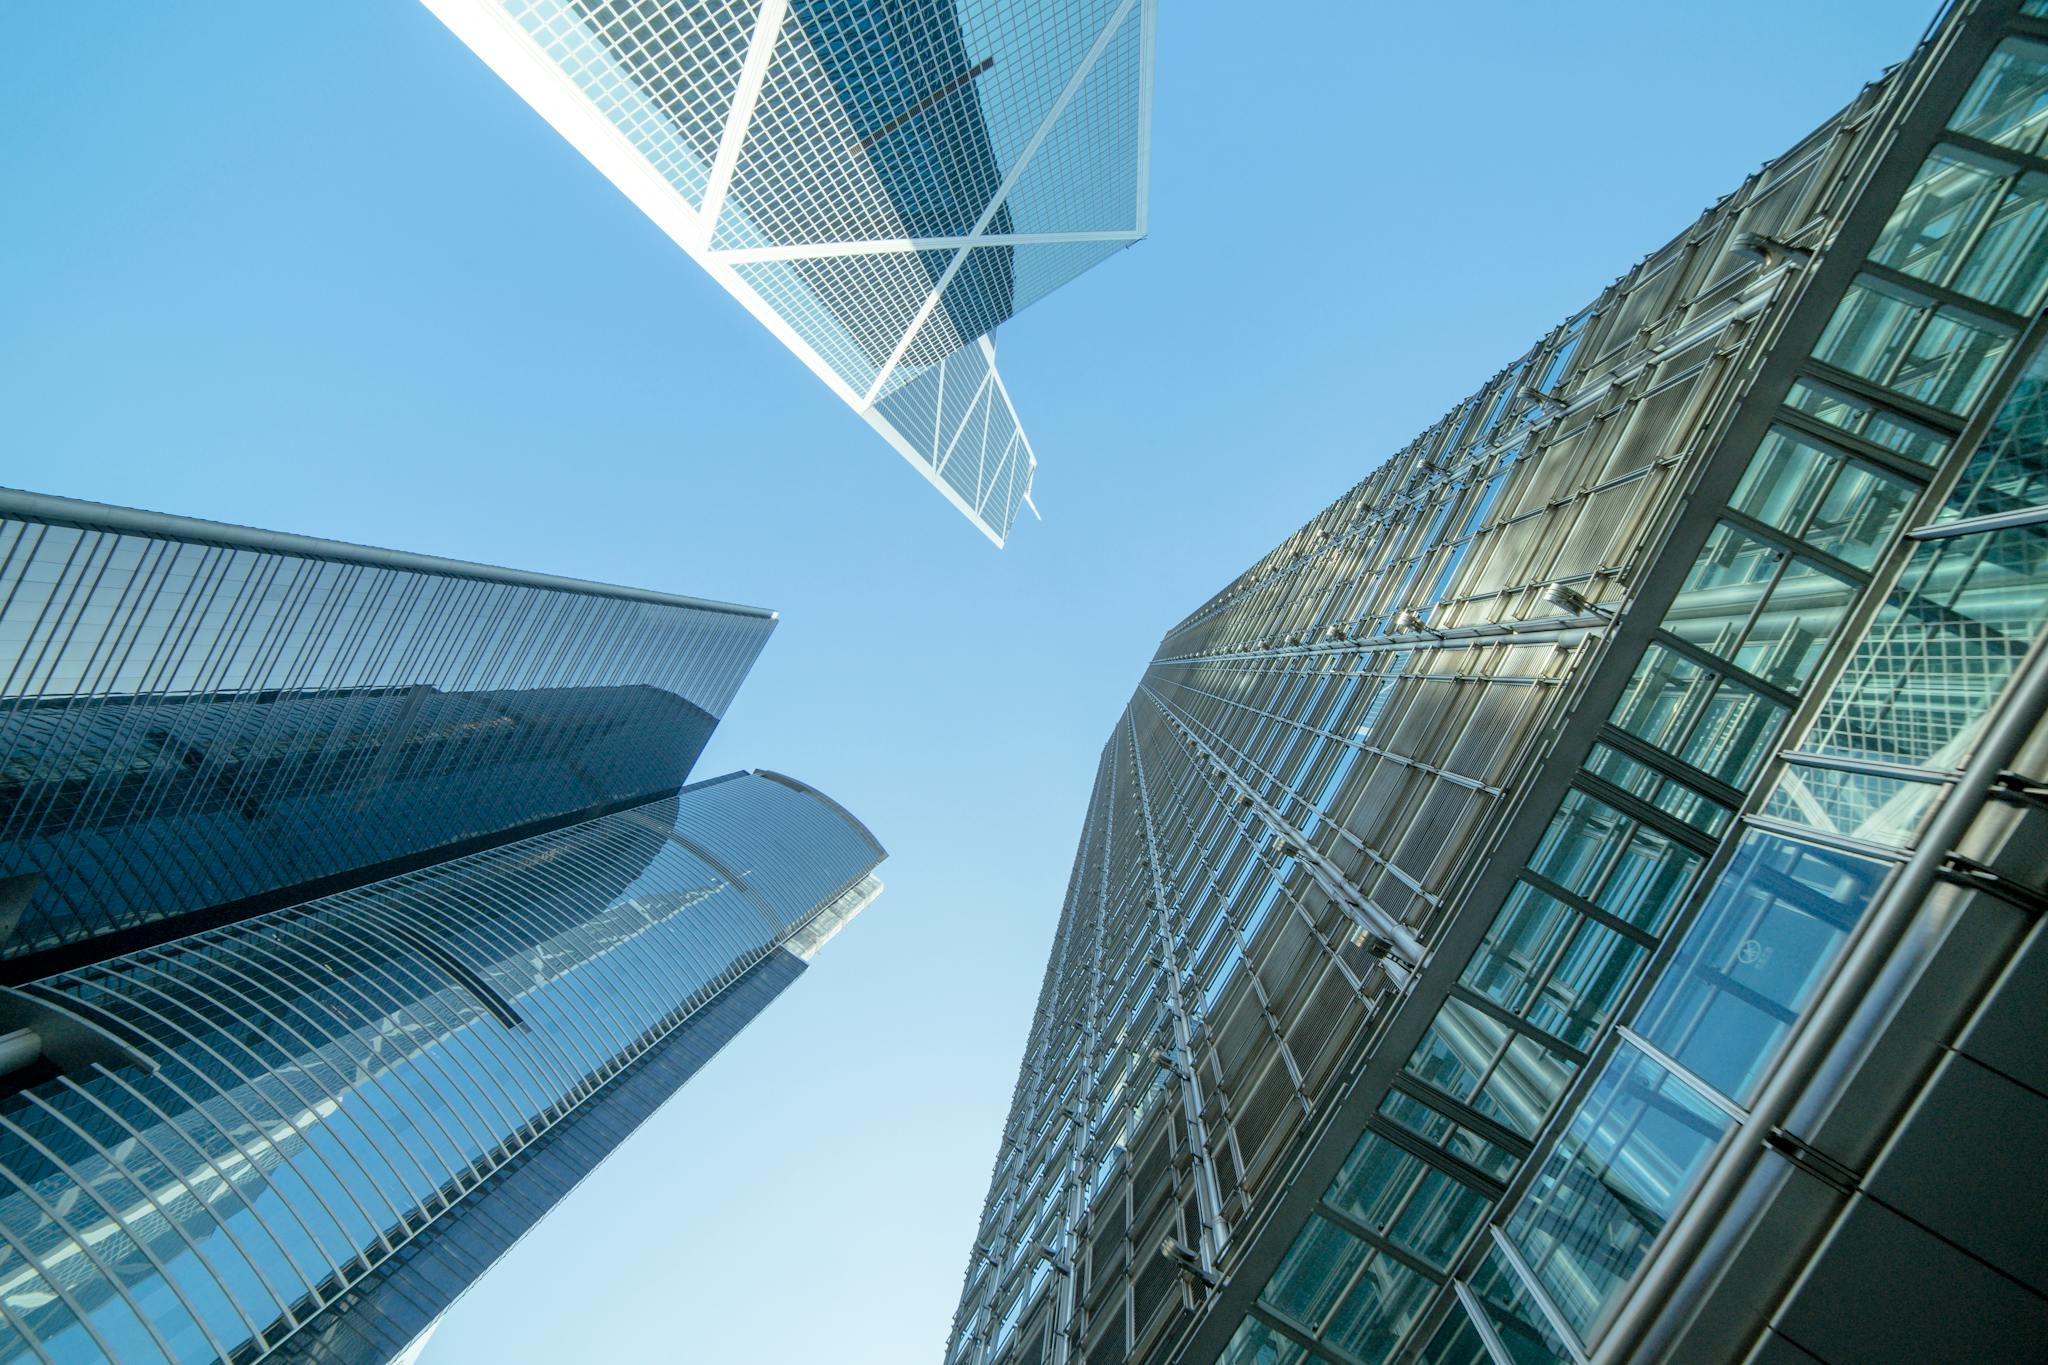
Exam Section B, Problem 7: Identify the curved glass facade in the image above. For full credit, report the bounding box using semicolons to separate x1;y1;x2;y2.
0;773;883;1363
0;493;774;965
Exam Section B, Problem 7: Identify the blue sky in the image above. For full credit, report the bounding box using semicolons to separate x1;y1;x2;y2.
2;2;1935;1360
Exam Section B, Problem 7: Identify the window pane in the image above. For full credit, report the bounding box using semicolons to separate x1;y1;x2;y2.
1735;553;1858;691
1638;832;1890;1102
1507;1047;1731;1341
1665;525;1779;664
1782;378;1947;466
1469;1246;1576;1365
1733;427;1916;569
1893;306;2013;414
1814;278;1921;383
1809;522;2048;769
1324;1253;1437;1363
1949;37;2048;155
1940;344;2048;524
1953;170;2048;313
1872;145;2007;287
1221;1315;1310;1365
1261;1215;1367;1333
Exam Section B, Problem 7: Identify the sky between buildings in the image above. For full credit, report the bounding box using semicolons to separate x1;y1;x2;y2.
1;2;1937;1360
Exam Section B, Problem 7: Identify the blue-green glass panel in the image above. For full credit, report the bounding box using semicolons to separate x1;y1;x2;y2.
1636;831;1890;1102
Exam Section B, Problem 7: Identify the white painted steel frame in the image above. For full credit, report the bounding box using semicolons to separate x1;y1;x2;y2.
420;0;1153;545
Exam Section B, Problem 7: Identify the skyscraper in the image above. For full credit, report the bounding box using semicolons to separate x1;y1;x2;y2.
0;489;885;1363
945;4;2048;1363
422;0;1156;545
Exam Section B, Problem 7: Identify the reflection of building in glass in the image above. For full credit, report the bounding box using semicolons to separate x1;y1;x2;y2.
0;491;885;1362
423;0;1156;545
944;6;2048;1363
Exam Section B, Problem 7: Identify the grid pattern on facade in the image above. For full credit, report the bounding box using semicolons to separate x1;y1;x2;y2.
945;10;2048;1360
425;0;1155;544
0;773;883;1364
0;498;773;964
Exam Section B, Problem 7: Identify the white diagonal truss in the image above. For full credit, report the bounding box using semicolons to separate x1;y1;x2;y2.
423;0;1154;545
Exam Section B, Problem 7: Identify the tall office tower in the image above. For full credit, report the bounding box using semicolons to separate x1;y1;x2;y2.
0;490;885;1363
945;4;2048;1363
423;0;1155;545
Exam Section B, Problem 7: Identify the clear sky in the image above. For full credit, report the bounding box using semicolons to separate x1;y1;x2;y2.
2;2;1937;1361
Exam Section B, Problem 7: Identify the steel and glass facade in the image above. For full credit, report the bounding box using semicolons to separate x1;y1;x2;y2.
422;0;1156;544
0;492;887;1362
946;5;2048;1363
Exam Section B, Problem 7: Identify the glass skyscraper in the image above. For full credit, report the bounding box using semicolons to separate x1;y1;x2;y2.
0;489;886;1363
422;0;1156;545
945;4;2048;1363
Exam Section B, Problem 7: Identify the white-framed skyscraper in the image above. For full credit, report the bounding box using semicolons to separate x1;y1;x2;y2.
424;0;1156;545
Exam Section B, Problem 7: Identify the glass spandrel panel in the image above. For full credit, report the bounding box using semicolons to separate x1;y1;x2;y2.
1949;37;2048;155
1506;1046;1731;1342
1636;832;1889;1102
1259;1214;1367;1334
1808;522;2048;770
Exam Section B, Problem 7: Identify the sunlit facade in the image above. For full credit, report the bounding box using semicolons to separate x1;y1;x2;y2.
0;492;886;1362
422;0;1156;545
945;4;2048;1363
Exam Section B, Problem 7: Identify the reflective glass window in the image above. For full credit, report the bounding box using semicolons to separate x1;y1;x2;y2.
1940;344;2048;523
1814;276;2014;414
1324;1131;1488;1270
1582;743;1733;835
1221;1315;1310;1365
1807;522;2048;769
1760;760;1944;847
1733;427;1917;568
1637;832;1889;1102
1463;882;1645;1049
1378;1090;1519;1182
1529;790;1703;934
1322;1253;1435;1363
1950;37;2048;155
1782;378;1948;466
1260;1215;1366;1334
1611;644;1790;788
1507;1047;1731;1341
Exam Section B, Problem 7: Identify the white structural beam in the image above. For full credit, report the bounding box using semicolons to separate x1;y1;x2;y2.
698;0;788;247
859;0;1143;406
